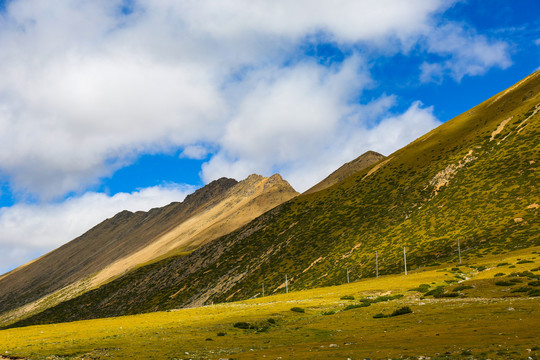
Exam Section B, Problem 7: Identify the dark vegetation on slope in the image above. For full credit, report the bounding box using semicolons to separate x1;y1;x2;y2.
8;71;540;328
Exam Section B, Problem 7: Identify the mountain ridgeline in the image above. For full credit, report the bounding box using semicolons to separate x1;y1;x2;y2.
0;174;299;326
6;70;540;328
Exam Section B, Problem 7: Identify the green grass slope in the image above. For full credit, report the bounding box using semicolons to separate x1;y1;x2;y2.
9;70;540;328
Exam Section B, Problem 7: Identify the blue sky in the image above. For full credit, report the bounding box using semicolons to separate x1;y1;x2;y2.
0;0;538;274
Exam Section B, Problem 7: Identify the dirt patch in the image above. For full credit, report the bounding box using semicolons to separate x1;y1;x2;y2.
490;116;512;141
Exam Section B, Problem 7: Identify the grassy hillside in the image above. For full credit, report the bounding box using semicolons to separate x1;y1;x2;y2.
1;247;539;359
9;70;540;327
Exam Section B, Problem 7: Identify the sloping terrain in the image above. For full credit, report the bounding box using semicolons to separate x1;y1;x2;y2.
304;150;385;194
0;174;297;326
1;246;539;359
7;70;540;327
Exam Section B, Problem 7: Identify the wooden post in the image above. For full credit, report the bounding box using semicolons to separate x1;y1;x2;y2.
262;282;265;297
458;239;462;264
403;246;408;275
376;251;379;278
346;268;350;284
285;274;288;293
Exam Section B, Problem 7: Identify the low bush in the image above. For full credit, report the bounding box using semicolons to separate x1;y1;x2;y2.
528;281;540;287
233;322;252;329
408;284;431;293
343;303;370;311
453;285;473;292
322;310;336;316
340;295;355;300
370;294;403;303
494;272;505;277
497;262;510;267
528;289;540;297
290;307;305;313
517;259;534;264
373;306;413;318
435;292;459;298
217;332;226;336
476;266;487;271
510;287;532;293
390;306;413;316
509;278;523;283
267;318;276;324
424;286;445;297
495;281;515;286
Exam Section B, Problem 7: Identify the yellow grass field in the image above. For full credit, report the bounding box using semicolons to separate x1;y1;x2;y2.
1;247;539;360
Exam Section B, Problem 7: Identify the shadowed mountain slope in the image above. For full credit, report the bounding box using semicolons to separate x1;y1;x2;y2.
0;174;297;325
7;70;540;327
304;151;385;194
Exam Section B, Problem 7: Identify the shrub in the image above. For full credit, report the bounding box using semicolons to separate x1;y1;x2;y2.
233;322;252;329
528;289;540;297
451;267;461;271
408;284;431;293
510;287;532;293
217;332;226;336
267;318;276;324
371;294;403;303
435;292;459;298
495;281;515;286
477;266;487;271
256;325;270;333
322;310;336;315
290;307;305;313
494;272;505;277
343;303;370;311
453;285;473;292
497;262;510;267
205;338;213;341
340;295;355;300
528;281;540;287
509;278;523;283
531;267;540;272
444;279;458;284
390;306;413;316
462;350;473;355
517;259;534;264
372;313;386;318
424;286;445;297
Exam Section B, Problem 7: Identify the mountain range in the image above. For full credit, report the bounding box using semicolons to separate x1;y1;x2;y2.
1;70;539;329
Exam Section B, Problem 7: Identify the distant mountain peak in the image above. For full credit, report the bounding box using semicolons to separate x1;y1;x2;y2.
304;151;385;194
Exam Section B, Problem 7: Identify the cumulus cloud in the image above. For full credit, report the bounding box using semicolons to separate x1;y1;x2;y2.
202;57;441;191
420;23;512;82
0;0;514;270
0;0;464;199
0;183;195;275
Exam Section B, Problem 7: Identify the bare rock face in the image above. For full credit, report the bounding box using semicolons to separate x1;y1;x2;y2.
304;151;385;194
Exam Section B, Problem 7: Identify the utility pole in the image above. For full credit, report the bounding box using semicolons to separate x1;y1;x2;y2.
458;239;462;265
376;251;379;278
262;282;265;297
403;246;408;275
346;268;350;284
285;274;288;293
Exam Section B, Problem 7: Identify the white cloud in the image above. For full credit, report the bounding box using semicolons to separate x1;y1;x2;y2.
0;0;460;199
420;23;512;82
202;57;441;192
0;183;195;275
